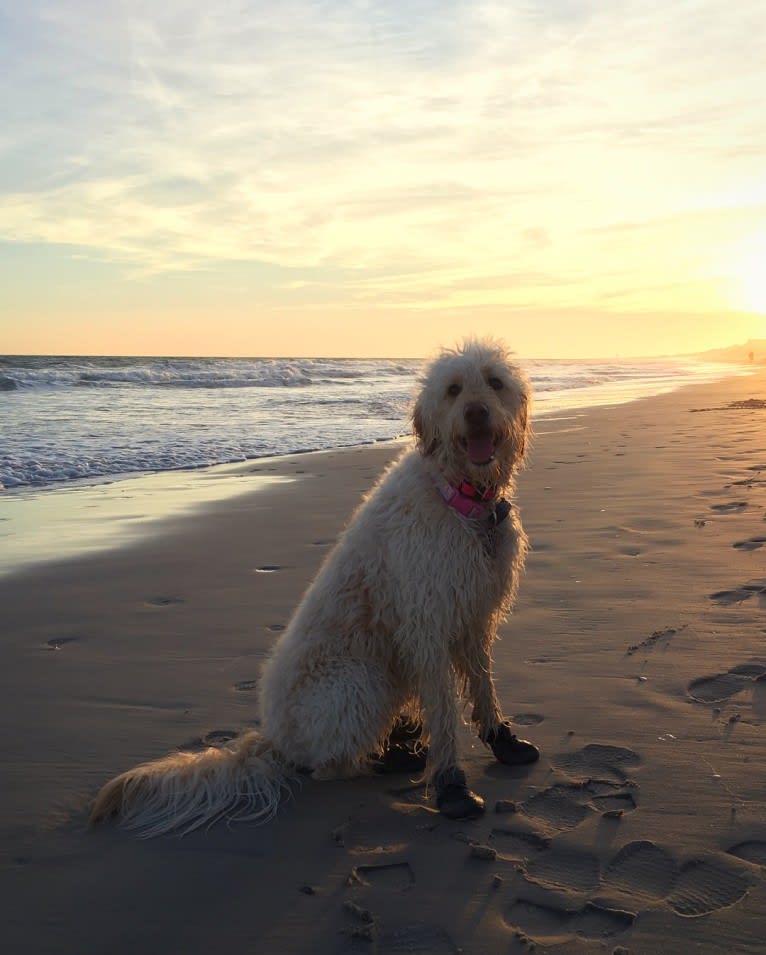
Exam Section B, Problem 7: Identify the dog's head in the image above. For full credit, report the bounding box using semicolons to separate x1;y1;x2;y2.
412;338;531;487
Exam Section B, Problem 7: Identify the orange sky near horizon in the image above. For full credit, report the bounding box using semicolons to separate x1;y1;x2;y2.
5;301;764;361
1;2;765;359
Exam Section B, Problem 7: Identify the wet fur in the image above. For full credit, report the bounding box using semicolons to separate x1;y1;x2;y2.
91;338;531;835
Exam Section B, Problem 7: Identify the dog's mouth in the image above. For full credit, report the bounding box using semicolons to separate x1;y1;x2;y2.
461;433;498;466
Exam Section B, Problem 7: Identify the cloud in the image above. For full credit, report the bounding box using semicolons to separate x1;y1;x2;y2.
0;0;765;317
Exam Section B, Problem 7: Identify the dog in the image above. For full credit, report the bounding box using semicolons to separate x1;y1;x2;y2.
90;338;538;836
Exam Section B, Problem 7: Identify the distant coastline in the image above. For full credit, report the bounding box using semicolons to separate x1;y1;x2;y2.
694;338;766;364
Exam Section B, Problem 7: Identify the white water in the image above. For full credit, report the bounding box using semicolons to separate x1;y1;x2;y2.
0;354;738;492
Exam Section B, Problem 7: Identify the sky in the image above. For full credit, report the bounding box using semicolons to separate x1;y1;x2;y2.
1;0;765;358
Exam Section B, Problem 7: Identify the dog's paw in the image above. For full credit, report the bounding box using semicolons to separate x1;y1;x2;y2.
434;766;485;819
486;722;540;766
371;741;428;775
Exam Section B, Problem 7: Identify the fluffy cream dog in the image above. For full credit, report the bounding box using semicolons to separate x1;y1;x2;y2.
91;338;538;836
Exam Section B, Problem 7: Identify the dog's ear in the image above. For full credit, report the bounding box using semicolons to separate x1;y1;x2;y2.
412;400;439;456
514;401;530;463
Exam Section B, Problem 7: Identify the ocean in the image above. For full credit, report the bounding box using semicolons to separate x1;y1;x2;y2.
0;353;739;493
0;353;742;574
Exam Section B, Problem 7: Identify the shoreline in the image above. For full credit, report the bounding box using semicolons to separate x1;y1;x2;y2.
0;367;751;578
3;368;766;954
0;442;405;578
0;356;750;495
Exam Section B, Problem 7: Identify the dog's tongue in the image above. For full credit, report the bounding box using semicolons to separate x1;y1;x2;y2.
467;434;495;464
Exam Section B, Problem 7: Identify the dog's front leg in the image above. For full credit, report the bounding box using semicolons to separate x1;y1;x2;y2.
456;632;506;739
418;656;485;820
466;655;504;739
456;639;540;766
463;640;541;768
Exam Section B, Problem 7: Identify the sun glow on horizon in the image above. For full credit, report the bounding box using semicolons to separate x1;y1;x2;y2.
735;233;766;316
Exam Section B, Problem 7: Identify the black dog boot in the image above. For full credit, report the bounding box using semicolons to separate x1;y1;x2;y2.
371;740;428;775
434;766;485;819
486;722;540;766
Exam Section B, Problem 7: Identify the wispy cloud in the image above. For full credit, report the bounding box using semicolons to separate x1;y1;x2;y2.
1;0;765;319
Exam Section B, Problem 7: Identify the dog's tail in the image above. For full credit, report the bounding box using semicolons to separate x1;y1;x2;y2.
89;731;293;838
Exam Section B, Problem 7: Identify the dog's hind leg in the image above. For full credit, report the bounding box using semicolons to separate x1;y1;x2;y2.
279;658;401;780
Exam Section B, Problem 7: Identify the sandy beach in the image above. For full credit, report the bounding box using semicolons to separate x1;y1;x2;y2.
3;370;766;955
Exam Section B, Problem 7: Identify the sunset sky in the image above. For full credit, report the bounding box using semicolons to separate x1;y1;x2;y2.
1;0;765;358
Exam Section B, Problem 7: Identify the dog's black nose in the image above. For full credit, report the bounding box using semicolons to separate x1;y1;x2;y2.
463;402;490;427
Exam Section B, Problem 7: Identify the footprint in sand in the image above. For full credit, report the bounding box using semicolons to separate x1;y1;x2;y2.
489;828;549;862
377;924;458;954
666;855;749;917
505;897;635;944
520;784;593;830
233;680;258;692
342;861;420;941
603;842;749;918
733;537;766;551
709;589;751;606
709;582;766;606
687;661;766;703
525;844;601;894
498;828;748;946
728;476;766;488
501;746;641;835
200;729;238;747
728;841;766;867
348;861;415;890
44;635;79;650
514;772;637;835
511;712;545;726
603;840;679;902
627;627;680;656
551;743;641;784
590;789;638;814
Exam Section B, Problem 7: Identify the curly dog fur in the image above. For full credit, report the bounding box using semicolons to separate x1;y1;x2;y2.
90;337;534;835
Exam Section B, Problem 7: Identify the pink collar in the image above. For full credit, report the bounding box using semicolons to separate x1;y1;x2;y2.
436;477;498;520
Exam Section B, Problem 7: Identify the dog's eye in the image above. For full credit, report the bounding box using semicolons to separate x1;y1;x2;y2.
447;383;462;398
487;377;504;391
